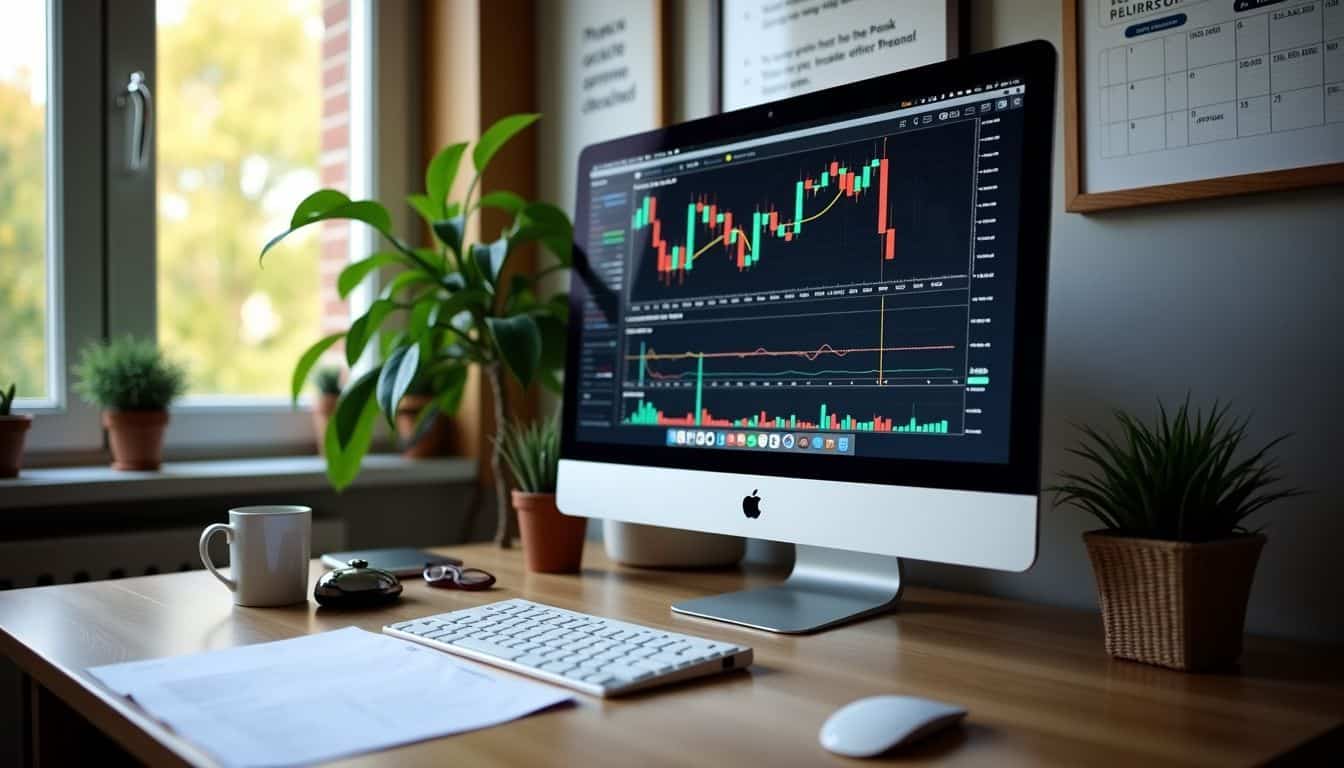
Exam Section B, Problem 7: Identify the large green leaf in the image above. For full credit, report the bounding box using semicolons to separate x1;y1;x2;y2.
262;192;393;261
510;202;573;266
406;194;440;225
425;142;468;214
472;114;540;174
535;313;567;370
470;237;509;284
486;314;541;387
337;252;404;299
345;299;396;366
381;269;437;300
290;189;350;226
324;368;381;491
376;343;421;428
290;332;345;405
477;190;527;216
432;215;465;256
430;287;490;328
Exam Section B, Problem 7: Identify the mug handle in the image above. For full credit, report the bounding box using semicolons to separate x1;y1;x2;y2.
199;523;237;592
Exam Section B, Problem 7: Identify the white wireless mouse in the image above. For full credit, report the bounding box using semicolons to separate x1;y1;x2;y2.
819;695;967;758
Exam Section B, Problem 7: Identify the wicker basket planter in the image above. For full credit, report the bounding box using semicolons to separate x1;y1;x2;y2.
1084;531;1265;672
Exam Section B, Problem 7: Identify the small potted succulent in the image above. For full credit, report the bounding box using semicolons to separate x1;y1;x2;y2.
0;383;32;478
496;415;585;573
1050;398;1301;672
74;336;187;471
311;365;342;455
396;377;452;459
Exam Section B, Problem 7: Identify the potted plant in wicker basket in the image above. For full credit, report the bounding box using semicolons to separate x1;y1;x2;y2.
1050;399;1301;672
74;336;187;471
496;415;585;574
0;383;32;478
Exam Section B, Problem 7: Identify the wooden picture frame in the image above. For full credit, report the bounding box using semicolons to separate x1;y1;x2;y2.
1063;0;1344;213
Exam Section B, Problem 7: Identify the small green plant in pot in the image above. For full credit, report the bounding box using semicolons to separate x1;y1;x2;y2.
496;415;584;573
310;366;343;456
74;337;187;471
396;376;452;459
0;383;32;478
1050;398;1301;671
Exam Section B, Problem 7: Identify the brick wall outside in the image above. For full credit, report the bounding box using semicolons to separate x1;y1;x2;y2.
319;0;351;345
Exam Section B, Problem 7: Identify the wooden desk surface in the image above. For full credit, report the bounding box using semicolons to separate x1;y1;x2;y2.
0;542;1340;767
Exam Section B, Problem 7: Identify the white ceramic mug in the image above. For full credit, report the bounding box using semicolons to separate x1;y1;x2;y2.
199;505;311;607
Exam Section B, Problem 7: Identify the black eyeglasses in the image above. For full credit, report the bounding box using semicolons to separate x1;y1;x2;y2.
423;563;496;591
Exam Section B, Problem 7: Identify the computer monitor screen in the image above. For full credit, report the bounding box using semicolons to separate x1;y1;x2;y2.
562;42;1052;502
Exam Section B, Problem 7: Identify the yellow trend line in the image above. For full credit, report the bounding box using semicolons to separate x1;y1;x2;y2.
690;227;753;262
684;189;842;265
800;189;845;225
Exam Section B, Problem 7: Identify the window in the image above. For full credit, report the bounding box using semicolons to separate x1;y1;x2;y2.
0;4;51;404
10;0;413;459
155;0;345;399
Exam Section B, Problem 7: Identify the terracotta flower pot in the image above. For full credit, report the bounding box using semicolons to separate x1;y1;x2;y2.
396;394;452;459
513;490;586;574
1084;531;1266;672
103;410;170;471
0;415;33;479
311;393;339;456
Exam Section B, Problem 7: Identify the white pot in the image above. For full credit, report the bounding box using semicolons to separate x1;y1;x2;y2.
603;519;746;567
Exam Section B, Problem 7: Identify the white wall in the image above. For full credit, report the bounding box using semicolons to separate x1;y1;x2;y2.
883;0;1342;645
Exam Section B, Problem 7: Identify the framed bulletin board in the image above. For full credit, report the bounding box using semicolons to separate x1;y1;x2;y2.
1064;0;1344;212
720;0;965;111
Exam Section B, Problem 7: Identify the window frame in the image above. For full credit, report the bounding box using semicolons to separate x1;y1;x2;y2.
20;0;107;457
21;0;418;460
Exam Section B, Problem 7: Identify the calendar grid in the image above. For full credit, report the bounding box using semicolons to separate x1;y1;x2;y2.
1098;0;1343;159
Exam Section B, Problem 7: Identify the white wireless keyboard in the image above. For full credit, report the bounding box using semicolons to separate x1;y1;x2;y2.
383;598;753;697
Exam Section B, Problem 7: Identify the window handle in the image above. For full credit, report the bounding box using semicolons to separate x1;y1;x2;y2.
117;71;153;173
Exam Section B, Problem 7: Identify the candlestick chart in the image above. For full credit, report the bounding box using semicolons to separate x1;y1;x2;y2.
627;119;977;303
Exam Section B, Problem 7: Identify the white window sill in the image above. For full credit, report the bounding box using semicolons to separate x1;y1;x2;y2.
0;455;477;510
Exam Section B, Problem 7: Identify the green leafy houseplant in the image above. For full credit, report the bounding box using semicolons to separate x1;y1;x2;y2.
1049;399;1300;541
495;415;560;494
1049;399;1302;671
73;336;187;412
262;113;571;546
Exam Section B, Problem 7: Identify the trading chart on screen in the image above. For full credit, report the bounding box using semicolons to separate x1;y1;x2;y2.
573;82;1028;464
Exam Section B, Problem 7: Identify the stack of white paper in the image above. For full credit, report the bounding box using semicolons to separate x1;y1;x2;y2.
89;627;572;767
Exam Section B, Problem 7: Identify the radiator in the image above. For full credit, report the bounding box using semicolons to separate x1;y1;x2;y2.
0;520;346;590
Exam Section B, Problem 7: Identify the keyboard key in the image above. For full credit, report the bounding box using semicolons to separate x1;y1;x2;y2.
600;664;654;683
451;637;522;660
541;661;576;674
583;674;616;685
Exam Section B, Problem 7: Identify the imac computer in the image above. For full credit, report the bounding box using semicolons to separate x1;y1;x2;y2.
558;41;1056;633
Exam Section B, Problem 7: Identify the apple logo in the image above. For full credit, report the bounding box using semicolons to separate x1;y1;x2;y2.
742;489;762;519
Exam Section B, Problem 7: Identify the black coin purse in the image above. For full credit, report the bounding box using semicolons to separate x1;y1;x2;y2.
314;559;403;608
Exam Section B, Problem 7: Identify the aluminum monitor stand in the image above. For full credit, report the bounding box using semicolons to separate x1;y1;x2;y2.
671;545;904;634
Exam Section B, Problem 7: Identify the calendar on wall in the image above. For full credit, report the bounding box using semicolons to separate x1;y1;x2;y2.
1064;0;1344;211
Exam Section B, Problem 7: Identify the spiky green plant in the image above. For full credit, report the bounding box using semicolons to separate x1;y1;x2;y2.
312;366;343;396
73;336;187;411
0;383;15;416
494;415;560;494
1049;399;1301;542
